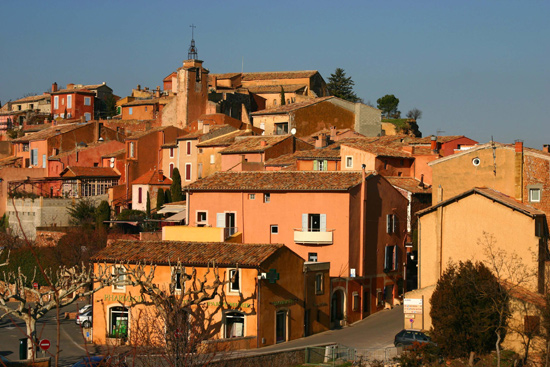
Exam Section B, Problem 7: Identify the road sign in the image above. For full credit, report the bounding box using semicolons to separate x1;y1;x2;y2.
33;282;38;289
39;339;50;351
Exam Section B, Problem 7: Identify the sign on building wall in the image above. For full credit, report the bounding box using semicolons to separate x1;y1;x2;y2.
404;298;423;314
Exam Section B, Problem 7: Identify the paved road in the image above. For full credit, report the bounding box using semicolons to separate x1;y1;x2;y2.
239;304;404;355
0;301;95;367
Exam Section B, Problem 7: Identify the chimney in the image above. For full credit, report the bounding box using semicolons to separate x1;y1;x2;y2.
155;86;160;98
197;120;203;131
315;134;327;149
212;76;217;89
158;170;164;182
137;84;141;91
330;126;337;140
543;145;550;153
260;140;267;147
67;83;75;90
52;82;58;92
515;140;523;153
419;174;424;188
430;136;438;153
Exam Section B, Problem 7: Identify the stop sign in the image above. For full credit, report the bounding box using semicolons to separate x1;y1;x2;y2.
39;339;50;351
33;282;38;289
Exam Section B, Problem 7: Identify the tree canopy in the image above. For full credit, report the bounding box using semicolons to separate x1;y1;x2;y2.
407;108;423;120
377;94;400;118
430;260;509;358
327;68;362;103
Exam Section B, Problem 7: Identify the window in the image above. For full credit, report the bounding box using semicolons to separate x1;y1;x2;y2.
138;187;143;204
173;266;185;292
249;194;255;200
345;156;353;168
196;211;207;226
384;245;399;272
29;104;33;109
145;106;148;112
228;269;240;293
185;163;192;181
315;273;324;294
17;105;22;111
275;310;287;343
270;225;279;234
109;306;128;338
352;292;360;311
129;107;133;115
530;188;541;203
308;252;318;262
67;113;72;118
302;214;327;232
169;163;174;178
30;149;38;166
386;214;398;234
42;154;46;168
169;147;174;158
225;312;244;338
84;112;91;121
54;96;59;109
84;97;91;106
129;142;135;158
377;289;384;306
314;160;328;171
210;154;215;164
186;141;191;155
275;122;288;135
67;95;72;109
112;266;126;292
264;193;270;203
273;99;277;106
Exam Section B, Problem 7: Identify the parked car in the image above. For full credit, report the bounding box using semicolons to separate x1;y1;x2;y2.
76;309;92;329
71;355;127;367
394;329;432;347
78;304;92;314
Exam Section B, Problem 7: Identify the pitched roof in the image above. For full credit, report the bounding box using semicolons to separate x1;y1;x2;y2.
101;149;125;158
126;126;167;140
12;123;86;142
179;124;230;140
132;169;172;185
51;88;95;95
250;96;334;116
92;240;283;268
210;72;241;80
409;135;467;144
385;177;432;194
187;171;366;192
121;98;160;107
12;94;50;103
264;152;300;167
245;84;306;94
219;135;289;154
340;139;413;158
60;166;120;178
242;70;318;81
196;130;254;147
417;187;545;218
295;147;341;160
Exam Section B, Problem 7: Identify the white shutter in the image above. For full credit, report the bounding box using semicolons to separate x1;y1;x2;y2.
216;213;225;228
323;160;328;171
320;214;327;232
302;214;308;232
313;160;318;171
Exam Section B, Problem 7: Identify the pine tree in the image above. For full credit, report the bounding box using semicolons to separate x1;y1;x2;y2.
171;168;183;202
327;68;361;103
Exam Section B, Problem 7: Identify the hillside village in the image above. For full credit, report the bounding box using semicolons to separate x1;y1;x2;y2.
1;41;548;360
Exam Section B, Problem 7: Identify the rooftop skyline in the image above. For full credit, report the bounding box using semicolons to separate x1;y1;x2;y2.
1;1;548;148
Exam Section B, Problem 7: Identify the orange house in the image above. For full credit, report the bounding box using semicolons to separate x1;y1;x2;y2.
185;170;408;325
91;240;330;349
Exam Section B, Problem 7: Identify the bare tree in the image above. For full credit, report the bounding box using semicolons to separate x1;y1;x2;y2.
0;262;118;361
406;108;422;121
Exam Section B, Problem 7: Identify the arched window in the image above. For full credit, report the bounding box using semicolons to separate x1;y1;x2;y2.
225;311;244;338
169;163;174;178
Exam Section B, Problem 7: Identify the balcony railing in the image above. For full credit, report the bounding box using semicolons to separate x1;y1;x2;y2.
293;229;333;244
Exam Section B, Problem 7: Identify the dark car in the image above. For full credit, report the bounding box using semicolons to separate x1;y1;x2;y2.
394;329;432;347
71;355;127;367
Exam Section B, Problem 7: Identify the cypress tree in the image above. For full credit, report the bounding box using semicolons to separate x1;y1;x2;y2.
171;168;183;202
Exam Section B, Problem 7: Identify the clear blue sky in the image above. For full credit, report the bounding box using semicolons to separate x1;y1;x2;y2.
1;1;548;148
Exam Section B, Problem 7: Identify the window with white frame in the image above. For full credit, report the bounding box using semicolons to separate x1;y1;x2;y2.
112;266;126;291
264;193;270;203
302;213;326;232
54;96;59;109
271;225;279;234
530;188;541;203
67;94;72;109
196;211;207;227
225;311;245;338
315;273;324;294
308;252;318;262
249;193;255;200
345;156;353;169
210;154;215;164
386;214;398;234
84;97;91;106
228;269;240;293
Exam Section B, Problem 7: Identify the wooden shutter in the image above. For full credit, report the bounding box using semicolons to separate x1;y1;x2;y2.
384;246;391;271
320;214;327;232
386;214;392;234
393;246;399;271
302;214;308;232
216;213;225;228
392;215;398;233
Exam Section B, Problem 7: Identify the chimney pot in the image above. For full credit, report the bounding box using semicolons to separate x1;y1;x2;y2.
52;82;58;92
430;136;438;153
543;145;549;153
158;170;164;182
515;140;523;153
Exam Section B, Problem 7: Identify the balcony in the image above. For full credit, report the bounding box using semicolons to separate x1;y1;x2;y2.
293;229;333;245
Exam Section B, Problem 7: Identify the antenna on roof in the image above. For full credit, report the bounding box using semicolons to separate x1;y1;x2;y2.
188;24;198;60
436;129;445;136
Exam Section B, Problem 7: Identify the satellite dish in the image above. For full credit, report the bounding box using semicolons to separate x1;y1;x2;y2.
110;157;115;163
290;128;296;135
110;162;114;168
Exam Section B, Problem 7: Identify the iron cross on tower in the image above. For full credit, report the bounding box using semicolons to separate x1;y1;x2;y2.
188;24;198;60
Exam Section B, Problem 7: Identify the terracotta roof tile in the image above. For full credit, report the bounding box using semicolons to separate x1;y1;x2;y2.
245;84;306;94
60;166;120;178
242;70;318;81
179;125;230;140
340;139;413;158
92;240;283;268
219;135;289;154
410;135;466;144
295;147;341;159
127;126;168;139
210;72;241;80
250;96;334;115
122;98;160;107
51;88;95;95
187;171;366;192
196;130;254;147
12;94;50;103
101;149;126;158
417;187;545;217
12;123;87;142
385;177;432;194
265;152;300;167
132;169;172;185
